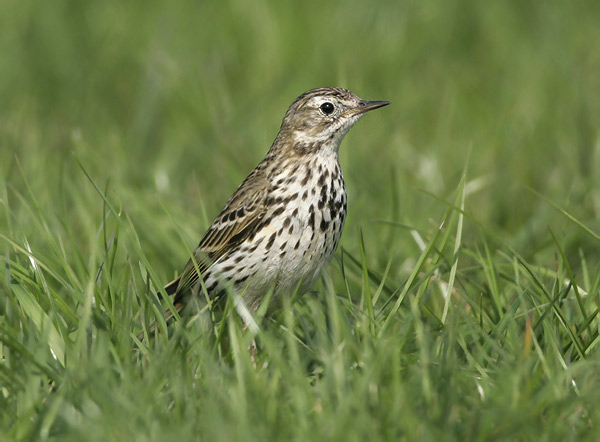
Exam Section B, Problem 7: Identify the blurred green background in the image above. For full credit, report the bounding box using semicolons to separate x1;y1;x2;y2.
2;0;600;439
3;0;599;269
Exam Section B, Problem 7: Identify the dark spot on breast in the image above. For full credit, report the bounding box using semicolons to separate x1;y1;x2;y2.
288;164;299;176
294;239;301;249
320;218;329;232
301;167;313;186
222;265;234;272
329;196;336;212
259;217;273;231
320;184;327;200
288;225;294;234
318;187;328;209
235;275;249;285
308;206;315;229
283;217;291;228
272;206;285;217
317;169;330;187
302;191;308;201
207;281;219;293
266;232;276;250
279;241;287;250
234;256;244;263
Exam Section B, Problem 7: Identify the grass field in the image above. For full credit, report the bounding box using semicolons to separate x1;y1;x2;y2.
2;0;600;439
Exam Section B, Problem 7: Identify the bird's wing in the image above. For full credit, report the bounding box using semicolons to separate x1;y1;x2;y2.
170;169;271;302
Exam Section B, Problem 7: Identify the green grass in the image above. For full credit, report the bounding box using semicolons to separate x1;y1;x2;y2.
2;0;600;439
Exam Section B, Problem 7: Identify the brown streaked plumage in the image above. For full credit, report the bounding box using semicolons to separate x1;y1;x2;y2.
153;87;389;332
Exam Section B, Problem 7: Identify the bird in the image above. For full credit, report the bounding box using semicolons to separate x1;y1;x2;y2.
153;87;389;332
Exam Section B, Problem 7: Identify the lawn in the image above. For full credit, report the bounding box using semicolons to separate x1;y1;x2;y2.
1;0;600;440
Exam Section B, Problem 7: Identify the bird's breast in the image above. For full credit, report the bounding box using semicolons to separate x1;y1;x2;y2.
259;157;347;281
209;156;348;307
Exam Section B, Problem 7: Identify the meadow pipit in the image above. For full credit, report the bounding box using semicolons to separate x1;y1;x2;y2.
158;87;388;327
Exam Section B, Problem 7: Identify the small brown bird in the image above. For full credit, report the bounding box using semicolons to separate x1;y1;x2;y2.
159;87;388;329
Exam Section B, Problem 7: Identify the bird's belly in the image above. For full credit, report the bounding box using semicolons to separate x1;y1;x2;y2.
209;193;346;310
203;158;347;311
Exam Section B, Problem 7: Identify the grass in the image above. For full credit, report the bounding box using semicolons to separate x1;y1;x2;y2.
2;0;600;439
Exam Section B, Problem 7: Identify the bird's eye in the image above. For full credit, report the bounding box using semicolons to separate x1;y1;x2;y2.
320;102;335;115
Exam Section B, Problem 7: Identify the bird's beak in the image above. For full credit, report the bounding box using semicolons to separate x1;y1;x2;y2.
354;100;390;115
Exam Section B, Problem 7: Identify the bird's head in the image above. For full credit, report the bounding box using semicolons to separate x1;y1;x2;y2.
276;87;389;155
